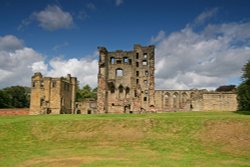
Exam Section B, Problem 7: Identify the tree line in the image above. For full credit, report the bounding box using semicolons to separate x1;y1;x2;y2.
0;86;30;108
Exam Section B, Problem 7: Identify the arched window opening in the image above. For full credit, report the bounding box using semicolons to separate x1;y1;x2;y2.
116;68;123;77
173;93;178;108
108;82;115;93
110;57;115;64
118;85;123;93
143;53;147;59
125;87;130;98
182;92;188;104
164;93;170;109
125;87;130;94
142;60;147;65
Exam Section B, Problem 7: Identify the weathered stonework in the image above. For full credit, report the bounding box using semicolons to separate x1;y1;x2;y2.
97;44;155;113
155;90;237;112
29;72;77;115
30;44;238;114
75;98;97;114
97;44;238;113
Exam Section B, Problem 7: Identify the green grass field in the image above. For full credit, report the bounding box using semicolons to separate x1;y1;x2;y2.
0;112;249;167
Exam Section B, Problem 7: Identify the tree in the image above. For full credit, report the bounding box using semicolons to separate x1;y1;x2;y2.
237;60;250;111
0;86;30;108
0;90;11;108
216;85;236;92
76;84;97;101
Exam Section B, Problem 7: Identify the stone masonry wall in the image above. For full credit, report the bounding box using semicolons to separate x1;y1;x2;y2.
29;73;77;115
97;44;155;114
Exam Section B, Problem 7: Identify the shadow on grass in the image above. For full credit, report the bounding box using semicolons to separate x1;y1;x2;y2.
233;110;250;115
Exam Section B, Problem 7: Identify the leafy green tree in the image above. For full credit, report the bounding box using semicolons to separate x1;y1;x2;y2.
0;90;11;108
237;60;250;111
1;86;30;108
216;85;236;92
76;84;97;101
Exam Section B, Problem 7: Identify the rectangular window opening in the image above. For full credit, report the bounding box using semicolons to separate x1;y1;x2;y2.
116;69;123;77
136;71;139;77
136;53;139;59
40;81;44;88
136;62;139;67
110;57;115;64
129;59;132;65
32;81;36;87
123;57;128;63
52;81;56;88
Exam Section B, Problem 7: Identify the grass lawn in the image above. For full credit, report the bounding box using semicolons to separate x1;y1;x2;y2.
0;111;249;167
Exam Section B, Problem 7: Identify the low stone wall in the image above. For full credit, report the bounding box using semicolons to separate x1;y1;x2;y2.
0;108;29;116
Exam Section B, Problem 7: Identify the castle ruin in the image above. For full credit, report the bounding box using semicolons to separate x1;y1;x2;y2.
29;44;238;114
29;72;77;115
97;45;155;113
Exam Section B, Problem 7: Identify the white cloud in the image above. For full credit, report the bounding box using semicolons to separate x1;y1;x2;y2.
0;35;44;88
31;61;48;74
32;55;98;88
194;8;218;25
154;21;250;90
115;0;123;6
33;5;73;31
0;35;98;89
150;30;165;44
52;42;69;51
0;35;24;51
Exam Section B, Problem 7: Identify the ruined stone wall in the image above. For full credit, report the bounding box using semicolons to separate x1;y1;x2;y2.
29;73;77;115
202;92;237;111
75;99;97;114
0;108;29;116
97;44;155;114
155;90;204;112
155;90;237;112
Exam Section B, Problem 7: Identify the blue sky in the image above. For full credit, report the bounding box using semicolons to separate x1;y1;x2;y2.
0;0;250;89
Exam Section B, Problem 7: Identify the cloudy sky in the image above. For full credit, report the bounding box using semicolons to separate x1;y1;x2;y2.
0;0;250;90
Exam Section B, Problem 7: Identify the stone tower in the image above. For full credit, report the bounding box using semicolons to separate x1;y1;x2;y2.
97;44;155;114
29;72;77;115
